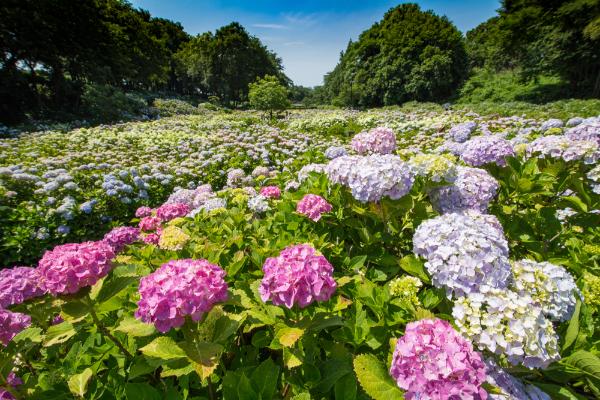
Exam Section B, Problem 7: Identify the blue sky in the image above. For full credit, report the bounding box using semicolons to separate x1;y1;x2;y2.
130;0;501;87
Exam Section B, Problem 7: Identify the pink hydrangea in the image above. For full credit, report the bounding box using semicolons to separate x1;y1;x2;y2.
103;226;140;252
142;231;161;245
135;206;153;218
138;216;161;232
135;259;228;333
6;372;22;387
0;389;14;400
0;267;45;308
260;186;281;199
296;194;332;221
390;319;488;400
0;309;31;346
37;241;115;295
155;203;189;222
351;127;397;155
259;244;337;308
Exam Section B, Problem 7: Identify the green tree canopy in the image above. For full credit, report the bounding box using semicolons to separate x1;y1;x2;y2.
248;75;291;118
323;3;468;107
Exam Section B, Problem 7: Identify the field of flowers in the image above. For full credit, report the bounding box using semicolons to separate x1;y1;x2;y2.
1;107;599;399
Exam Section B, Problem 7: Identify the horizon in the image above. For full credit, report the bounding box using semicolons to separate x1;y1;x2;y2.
130;0;501;87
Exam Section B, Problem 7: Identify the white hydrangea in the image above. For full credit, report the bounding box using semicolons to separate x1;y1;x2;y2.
247;195;270;213
453;289;561;369
297;163;327;182
413;213;511;297
511;259;581;322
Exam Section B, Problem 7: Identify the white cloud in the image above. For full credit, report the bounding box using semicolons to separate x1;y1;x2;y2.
252;23;287;29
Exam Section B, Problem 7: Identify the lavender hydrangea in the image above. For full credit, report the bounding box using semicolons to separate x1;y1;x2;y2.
428;167;499;214
446;121;477;143
135;259;228;333
103;226;139;253
511;259;581;322
324;156;362;186
540;118;563;132
351;127;396;155
461;135;515;167
484;359;551;400
324;146;347;159
38;241;115;295
413;212;511;297
527;136;599;164
0;309;31;346
248;195;270;213
259;244;336;308
0;267;45;308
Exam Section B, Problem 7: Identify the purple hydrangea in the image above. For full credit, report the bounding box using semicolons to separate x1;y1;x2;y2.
428;167;499;214
0;267;45;308
135;259;228;333
484;359;550;400
103;226;140;253
351;127;396;155
156;202;189;222
38;241;115;295
135;206;153;218
296;194;332;221
389;318;488;400
324;146;347;159
6;372;22;388
527;135;599;164
461;135;515;167
446;121;477;143
540;118;563;132
259;244;337;308
413;212;511;297
325;155;362;186
0;309;31;346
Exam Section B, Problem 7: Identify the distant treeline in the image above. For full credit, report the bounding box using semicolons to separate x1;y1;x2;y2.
1;0;599;124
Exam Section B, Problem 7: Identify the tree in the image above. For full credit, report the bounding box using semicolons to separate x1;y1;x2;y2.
248;75;291;118
323;3;468;107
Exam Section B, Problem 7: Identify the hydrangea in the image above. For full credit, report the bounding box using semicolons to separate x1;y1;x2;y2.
166;188;196;207
0;389;15;400
389;318;488;400
583;272;600;313
540;118;563;132
461;135;515;167
335;154;414;203
388;276;422;306
511;260;580;322
325;155;362;186
135;259;228;333
143;232;161;245
259;244;337;308
428;167;499;214
0;267;45;308
0;309;31;346
251;166;270;178
527;136;599;164
453;289;560;369
195;197;227;214
297;163;327;182
324;146;347;159
296;194;332;221
6;372;22;388
156;202;189;222
38;241;115;295
351;127;396;155
158;225;190;251
135;206;153;218
260;186;281;199
435;140;466;156
226;168;246;187
138;215;161;231
284;180;300;192
446;121;477;143
413;213;511;297
587;164;600;194
103;226;139;253
192;184;216;208
248;195;270;213
408;153;457;183
484;359;551;400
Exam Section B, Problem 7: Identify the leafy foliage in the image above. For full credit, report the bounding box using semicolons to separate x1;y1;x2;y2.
249;75;291;118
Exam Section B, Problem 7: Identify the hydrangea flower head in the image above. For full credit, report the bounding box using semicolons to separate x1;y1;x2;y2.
446;121;477;143
259;244;336;308
143;232;161;245
260;186;281;199
138;215;161;232
325;155;362;186
103;226;139;253
389;318;488;400
158;225;190;251
135;259;228;333
38;241;115;295
413;212;510;297
388;275;422;306
351;127;396;155
0;309;31;346
0;267;45;308
583;272;600;313
511;259;581;322
461;135;515;167
484;358;551;400
453;289;560;369
429;167;499;214
324;146;347;159
156;202;189;222
296;194;332;221
248;195;270;213
408;153;457;183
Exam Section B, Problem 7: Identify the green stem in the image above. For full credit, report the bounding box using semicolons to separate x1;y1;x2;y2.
88;302;133;359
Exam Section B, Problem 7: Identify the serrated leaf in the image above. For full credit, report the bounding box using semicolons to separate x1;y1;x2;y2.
335;372;357;400
139;337;186;360
94;276;136;304
562;350;600;391
115;317;156;337
251;358;280;399
353;354;404;400
12;327;43;344
180;341;223;380
398;255;429;283
276;327;304;347
68;368;93;397
43;322;76;347
283;347;303;369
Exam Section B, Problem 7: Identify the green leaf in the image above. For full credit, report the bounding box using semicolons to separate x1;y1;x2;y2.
532;383;586;400
125;383;162;400
43;322;76;347
562;301;581;352
68;368;93;397
139;337;186;360
179;341;223;379
12;327;43;344
398;255;429;283
562;350;600;392
335;373;357;400
353;354;404;400
237;373;258;400
251;358;280;399
115;317;156;337
94;276;136;304
348;255;368;270
273;326;305;348
562;196;587;213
